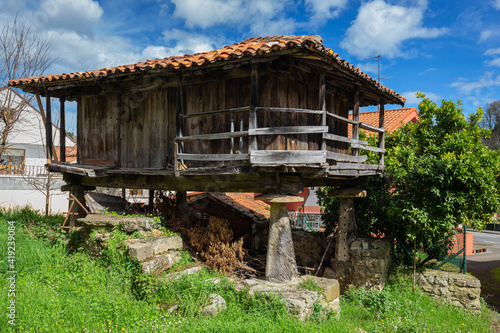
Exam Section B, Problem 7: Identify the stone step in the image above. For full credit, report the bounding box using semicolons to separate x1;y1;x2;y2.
126;235;183;262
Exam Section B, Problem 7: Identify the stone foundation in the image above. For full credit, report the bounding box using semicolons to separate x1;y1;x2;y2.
323;238;391;292
238;276;341;320
416;270;481;311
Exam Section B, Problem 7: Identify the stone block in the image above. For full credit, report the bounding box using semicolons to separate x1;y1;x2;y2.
301;276;340;302
128;242;153;262
152;236;183;255
140;251;181;274
201;294;227;317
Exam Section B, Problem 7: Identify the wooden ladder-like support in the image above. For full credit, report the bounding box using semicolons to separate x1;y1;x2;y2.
61;194;90;229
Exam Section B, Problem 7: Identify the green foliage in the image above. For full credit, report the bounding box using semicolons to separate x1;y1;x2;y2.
320;95;500;259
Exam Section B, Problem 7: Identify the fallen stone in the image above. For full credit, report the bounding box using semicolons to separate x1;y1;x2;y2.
300;276;340;302
158;266;203;283
128;242;153;262
152;236;183;255
140;251;181;274
201;294;227;317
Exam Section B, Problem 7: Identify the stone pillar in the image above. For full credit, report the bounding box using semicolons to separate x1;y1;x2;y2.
255;194;303;282
328;188;366;262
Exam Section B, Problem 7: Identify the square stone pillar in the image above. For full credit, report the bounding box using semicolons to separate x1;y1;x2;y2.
255;194;304;282
328;188;366;262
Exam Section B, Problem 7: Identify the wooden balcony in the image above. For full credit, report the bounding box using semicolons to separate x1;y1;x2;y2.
175;105;385;177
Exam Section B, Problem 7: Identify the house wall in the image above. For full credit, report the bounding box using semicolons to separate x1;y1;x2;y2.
0;175;68;213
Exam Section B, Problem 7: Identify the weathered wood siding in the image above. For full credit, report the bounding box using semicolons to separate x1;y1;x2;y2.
119;88;174;168
78;88;176;168
77;95;119;163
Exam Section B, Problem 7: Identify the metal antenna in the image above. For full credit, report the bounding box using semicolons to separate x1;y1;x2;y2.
365;55;381;83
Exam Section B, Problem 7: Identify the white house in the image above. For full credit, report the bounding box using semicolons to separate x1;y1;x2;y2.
0;86;75;213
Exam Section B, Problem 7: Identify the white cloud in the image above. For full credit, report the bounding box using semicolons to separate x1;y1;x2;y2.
402;91;441;105
485;47;500;56
160;29;221;57
451;72;500;95
418;67;437;76
305;0;348;21
171;0;289;30
494;0;500;10
340;0;448;59
479;30;494;43
30;0;103;36
487;58;500;67
355;62;378;75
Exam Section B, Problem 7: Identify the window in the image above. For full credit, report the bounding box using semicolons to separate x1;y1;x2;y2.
0;148;25;173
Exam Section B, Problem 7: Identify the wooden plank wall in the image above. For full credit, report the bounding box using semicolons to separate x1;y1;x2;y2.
78;95;119;163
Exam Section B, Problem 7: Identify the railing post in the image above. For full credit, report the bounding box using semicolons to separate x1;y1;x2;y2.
378;100;385;166
249;64;258;151
45;92;53;161
176;74;185;163
60;97;66;162
230;113;234;154
351;87;360;157
320;73;327;151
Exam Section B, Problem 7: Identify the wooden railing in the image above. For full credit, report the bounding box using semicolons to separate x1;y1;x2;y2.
174;106;385;171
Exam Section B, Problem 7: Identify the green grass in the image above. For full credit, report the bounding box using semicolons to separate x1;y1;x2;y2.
0;207;497;332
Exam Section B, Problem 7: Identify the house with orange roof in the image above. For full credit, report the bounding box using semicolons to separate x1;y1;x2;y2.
348;107;419;137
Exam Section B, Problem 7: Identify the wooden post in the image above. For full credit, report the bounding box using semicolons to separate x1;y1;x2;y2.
61;184;94;227
378;100;385;166
45;92;53;160
60;97;66;162
149;189;155;207
176;74;184;153
249;65;258;151
351;87;360;157
255;194;303;282
328;188;366;261
320;73;327;151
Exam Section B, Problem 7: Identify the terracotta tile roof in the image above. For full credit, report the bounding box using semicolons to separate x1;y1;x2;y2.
55;146;77;163
348;107;419;137
9;35;405;105
188;192;270;222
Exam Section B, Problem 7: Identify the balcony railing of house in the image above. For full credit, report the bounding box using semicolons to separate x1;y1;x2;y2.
0;165;49;176
174;105;385;172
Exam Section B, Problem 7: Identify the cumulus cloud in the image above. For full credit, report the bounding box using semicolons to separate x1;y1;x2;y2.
402;91;441;105
30;0;103;36
340;0;447;59
451;72;500;95
305;0;348;21
479;30;494;43
171;0;288;30
485;47;500;56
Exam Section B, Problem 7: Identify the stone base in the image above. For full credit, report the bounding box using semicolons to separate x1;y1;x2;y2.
324;238;391;292
78;214;157;233
237;276;341;320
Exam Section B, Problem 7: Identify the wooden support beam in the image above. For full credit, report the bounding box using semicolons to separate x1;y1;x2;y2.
351;87;360;157
60;97;66;162
378;100;385;165
249;64;258;151
255;194;302;282
176;74;184;153
320;73;327;151
45;91;53;160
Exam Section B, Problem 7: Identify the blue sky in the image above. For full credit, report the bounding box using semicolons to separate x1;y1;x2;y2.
1;0;500;132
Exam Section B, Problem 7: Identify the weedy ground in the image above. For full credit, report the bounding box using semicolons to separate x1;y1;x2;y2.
0;207;497;333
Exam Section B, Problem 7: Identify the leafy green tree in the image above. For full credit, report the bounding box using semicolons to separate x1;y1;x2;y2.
319;94;500;261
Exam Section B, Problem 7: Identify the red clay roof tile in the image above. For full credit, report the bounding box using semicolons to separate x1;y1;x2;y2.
9;35;405;104
348;107;419;137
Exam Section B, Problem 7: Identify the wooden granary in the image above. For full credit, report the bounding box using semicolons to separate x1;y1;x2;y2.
10;35;405;281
